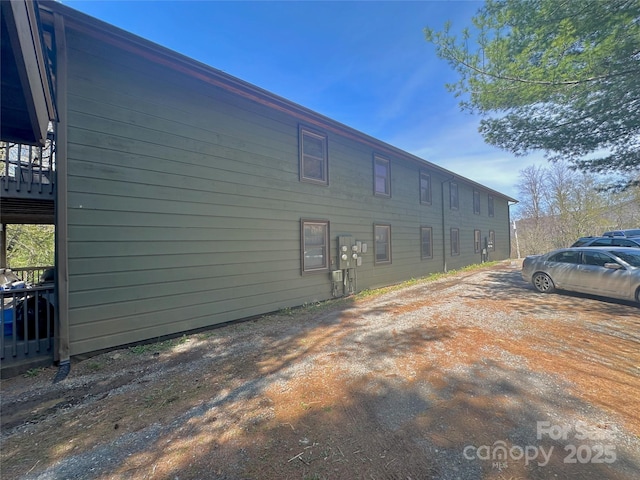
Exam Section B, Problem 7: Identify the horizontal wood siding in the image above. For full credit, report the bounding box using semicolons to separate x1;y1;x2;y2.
64;26;513;355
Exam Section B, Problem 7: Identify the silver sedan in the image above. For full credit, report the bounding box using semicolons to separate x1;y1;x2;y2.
521;247;640;304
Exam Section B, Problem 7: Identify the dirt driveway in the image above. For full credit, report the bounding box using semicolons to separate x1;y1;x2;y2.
1;261;639;479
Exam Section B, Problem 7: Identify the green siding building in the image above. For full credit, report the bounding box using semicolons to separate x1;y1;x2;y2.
1;2;516;368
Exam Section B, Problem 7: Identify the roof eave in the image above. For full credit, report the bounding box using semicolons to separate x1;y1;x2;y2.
41;1;518;203
1;0;56;146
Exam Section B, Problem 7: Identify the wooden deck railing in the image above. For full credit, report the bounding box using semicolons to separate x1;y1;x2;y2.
1;140;55;194
9;266;55;285
1;285;55;362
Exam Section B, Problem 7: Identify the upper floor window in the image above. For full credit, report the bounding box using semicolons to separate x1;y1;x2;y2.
488;195;495;217
299;127;328;185
374;223;392;264
374;155;391;197
420;171;432;204
473;190;481;215
450;182;459;210
421;226;433;259
301;219;330;273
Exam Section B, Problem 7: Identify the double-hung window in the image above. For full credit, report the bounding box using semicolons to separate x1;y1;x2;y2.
299;127;328;185
373;155;391;197
374;223;391;264
451;228;460;256
421;227;433;259
488;195;495;217
474;229;481;253
450;182;459;210
488;230;495;252
420;171;432;204
301;219;329;273
473;190;481;215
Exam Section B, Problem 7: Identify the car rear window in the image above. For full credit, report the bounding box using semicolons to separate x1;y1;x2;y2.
571;239;591;247
590;239;613;246
612;239;640;247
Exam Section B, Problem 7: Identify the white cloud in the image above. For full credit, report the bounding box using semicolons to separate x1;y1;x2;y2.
389;113;548;199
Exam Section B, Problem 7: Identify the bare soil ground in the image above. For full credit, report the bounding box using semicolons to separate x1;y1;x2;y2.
1;261;639;480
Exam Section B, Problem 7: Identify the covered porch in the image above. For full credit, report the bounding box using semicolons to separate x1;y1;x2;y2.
1;0;60;376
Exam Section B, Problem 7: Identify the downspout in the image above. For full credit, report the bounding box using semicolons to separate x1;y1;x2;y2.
441;175;454;272
53;11;70;382
508;201;518;259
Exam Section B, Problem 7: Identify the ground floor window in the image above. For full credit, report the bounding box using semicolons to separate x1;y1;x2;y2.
374;223;391;264
301;219;329;273
488;230;495;252
451;228;460;256
421;226;433;259
474;229;481;253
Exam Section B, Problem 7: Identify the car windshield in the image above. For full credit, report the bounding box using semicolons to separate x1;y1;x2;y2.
610;250;640;267
624;229;640;237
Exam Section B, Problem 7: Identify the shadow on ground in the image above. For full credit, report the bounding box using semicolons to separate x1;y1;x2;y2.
2;263;639;480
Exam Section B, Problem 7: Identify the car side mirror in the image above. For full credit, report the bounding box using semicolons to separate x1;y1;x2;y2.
604;262;623;270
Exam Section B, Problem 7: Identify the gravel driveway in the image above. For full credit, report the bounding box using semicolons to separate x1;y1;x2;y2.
1;261;639;479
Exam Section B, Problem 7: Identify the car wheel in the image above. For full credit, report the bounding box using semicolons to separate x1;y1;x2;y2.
636;287;640;305
532;272;555;293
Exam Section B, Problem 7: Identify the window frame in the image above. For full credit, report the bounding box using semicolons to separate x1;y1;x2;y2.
549;251;580;264
373;154;391;197
374;223;392;264
613;238;640;247
591;238;613;246
421;226;433;259
450;228;460;256
488;230;495;252
583;251;615;267
450;182;459;210
488;195;495;217
300;219;330;274
419;170;432;205
474;229;481;253
299;126;328;185
473;190;481;215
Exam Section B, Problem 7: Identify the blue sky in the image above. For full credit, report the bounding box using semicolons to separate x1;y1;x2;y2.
62;0;544;199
